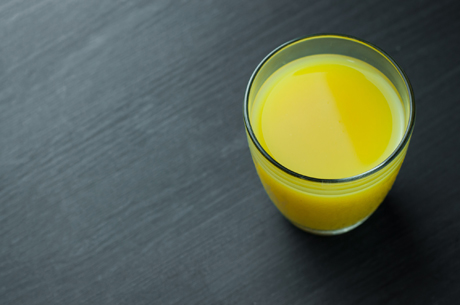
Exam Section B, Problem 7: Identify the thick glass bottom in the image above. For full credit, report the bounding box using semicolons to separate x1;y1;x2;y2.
290;213;372;236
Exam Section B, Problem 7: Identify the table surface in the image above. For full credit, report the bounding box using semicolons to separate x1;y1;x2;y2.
1;0;459;304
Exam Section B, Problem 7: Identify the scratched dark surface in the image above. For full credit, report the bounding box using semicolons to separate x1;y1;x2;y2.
0;0;459;304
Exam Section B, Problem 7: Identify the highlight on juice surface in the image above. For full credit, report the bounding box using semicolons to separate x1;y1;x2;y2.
244;34;415;235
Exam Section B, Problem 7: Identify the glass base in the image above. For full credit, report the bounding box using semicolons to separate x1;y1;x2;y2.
290;214;371;236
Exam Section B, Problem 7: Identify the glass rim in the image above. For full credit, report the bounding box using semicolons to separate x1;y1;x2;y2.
243;33;416;183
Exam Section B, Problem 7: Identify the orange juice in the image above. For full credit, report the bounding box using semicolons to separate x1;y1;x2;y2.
244;35;415;235
251;54;404;179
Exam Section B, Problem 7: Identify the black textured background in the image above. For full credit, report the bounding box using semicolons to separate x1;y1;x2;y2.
0;0;459;304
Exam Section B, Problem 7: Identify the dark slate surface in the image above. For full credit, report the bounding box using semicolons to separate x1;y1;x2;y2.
0;0;459;304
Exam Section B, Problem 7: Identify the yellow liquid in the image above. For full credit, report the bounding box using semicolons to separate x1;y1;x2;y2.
249;54;407;231
252;54;404;179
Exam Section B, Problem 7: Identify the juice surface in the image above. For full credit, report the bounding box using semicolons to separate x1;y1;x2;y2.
251;54;405;179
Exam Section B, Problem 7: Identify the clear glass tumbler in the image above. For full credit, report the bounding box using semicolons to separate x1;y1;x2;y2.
244;34;416;235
